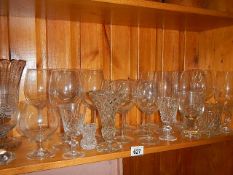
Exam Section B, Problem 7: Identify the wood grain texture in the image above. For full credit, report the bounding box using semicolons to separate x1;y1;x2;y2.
123;140;233;175
1;133;233;175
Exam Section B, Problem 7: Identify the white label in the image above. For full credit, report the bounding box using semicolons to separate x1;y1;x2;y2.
131;146;144;157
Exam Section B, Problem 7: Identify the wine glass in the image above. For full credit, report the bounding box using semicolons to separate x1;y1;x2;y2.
18;102;59;160
214;71;233;133
59;102;85;159
49;69;82;150
157;71;179;141
80;69;104;138
103;80;134;144
24;69;57;159
134;79;158;145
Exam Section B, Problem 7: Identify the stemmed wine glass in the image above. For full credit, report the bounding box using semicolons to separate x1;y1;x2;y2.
214;71;233;133
179;69;206;139
134;79;158;145
49;69;82;150
23;69;59;159
59;102;85;159
80;69;104;138
157;71;179;141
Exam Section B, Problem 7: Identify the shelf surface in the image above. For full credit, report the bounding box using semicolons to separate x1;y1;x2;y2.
1;133;233;175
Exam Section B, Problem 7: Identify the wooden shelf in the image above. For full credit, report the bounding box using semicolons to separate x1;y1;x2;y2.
1;133;233;175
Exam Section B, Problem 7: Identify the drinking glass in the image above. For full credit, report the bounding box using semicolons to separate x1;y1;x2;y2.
90;89;124;152
80;123;97;150
59;102;85;159
134;79;158;145
179;91;205;139
214;71;233;133
49;69;82;150
18;102;59;160
103;80;134;144
80;69;104;138
157;71;179;141
24;69;58;159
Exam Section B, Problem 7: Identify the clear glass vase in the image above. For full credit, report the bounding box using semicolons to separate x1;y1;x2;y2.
90;90;124;153
0;59;26;149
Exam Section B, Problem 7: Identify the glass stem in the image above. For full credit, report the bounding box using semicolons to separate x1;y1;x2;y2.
36;141;44;152
145;114;151;139
187;118;196;131
37;108;43;128
121;112;127;137
70;135;77;155
163;124;172;138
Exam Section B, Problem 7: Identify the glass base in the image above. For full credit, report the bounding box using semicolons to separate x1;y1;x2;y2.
182;129;200;139
138;136;158;146
27;149;55;160
63;151;85;159
159;135;177;142
221;126;232;134
115;135;134;144
0;137;21;150
0;151;15;165
96;141;122;153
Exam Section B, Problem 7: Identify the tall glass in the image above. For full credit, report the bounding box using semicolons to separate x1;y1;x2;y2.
157;71;179;141
214;71;233;133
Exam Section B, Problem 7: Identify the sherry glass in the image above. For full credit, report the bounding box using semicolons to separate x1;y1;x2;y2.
49;69;82;150
59;102;85;159
23;69;57;159
157;71;179;141
214;71;233;133
134;79;158;145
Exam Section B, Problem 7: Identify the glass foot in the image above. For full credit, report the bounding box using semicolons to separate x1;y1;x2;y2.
221;126;232;134
0;150;15;165
63;151;85;159
96;141;122;153
138;136;158;145
115;135;134;144
159;135;177;142
27;149;55;160
182;129;200;140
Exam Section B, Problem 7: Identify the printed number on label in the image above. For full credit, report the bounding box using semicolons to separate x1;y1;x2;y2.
131;146;144;156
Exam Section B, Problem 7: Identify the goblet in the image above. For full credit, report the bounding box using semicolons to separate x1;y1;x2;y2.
90;89;124;152
49;69;82;150
179;91;205;139
18;102;59;160
103;80;134;144
157;71;179;141
59;102;85;159
134;79;158;145
214;71;233;133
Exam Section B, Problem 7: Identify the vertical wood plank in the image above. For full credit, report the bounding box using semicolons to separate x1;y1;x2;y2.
0;0;9;60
